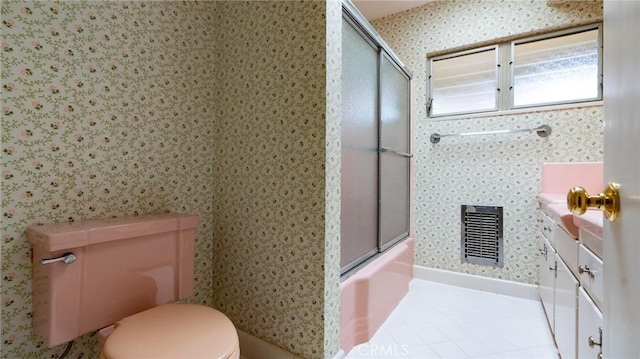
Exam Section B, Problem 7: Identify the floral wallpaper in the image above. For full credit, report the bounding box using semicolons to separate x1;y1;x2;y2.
372;0;604;284
211;2;335;358
324;0;342;357
2;1;339;359
1;1;218;357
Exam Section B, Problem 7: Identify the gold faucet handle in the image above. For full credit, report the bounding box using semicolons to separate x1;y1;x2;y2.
567;183;620;222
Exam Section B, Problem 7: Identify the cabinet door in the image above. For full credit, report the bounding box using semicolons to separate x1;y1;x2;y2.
555;255;579;359
578;287;603;359
578;243;603;309
539;238;555;333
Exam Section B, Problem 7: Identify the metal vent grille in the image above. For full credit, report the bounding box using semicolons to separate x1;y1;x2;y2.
461;205;503;267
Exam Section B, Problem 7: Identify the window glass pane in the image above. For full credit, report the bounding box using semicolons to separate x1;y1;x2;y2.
431;48;497;116
513;29;599;107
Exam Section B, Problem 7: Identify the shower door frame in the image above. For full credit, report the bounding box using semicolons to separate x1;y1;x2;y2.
340;2;413;277
378;51;412;253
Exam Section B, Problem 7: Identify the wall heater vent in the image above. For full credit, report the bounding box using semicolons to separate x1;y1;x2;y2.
461;205;503;267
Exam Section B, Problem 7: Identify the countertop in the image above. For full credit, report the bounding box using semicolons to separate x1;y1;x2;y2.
537;193;568;207
574;210;604;258
538;192;603;256
572;210;604;239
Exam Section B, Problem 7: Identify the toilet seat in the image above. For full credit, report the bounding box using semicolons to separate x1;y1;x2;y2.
102;304;239;359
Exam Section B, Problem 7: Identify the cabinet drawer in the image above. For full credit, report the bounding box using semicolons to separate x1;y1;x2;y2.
578;288;603;359
556;225;579;278
579;227;603;260
539;211;556;247
578;243;604;309
537;210;545;234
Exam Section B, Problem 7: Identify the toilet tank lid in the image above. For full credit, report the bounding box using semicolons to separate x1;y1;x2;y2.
26;213;199;252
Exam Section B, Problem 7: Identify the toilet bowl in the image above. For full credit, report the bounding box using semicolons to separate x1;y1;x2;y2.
26;213;239;358
100;304;239;359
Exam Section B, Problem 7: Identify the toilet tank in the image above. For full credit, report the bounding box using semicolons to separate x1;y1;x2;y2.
26;213;199;347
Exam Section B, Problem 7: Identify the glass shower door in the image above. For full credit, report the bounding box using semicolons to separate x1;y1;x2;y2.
340;12;412;275
379;54;411;250
340;18;379;272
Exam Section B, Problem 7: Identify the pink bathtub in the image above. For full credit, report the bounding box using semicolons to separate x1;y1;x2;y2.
340;238;414;354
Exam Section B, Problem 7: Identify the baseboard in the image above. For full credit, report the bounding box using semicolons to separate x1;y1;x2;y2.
238;330;344;359
237;329;302;359
413;265;539;301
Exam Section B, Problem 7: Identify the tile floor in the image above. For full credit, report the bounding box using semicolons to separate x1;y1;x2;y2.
345;279;559;359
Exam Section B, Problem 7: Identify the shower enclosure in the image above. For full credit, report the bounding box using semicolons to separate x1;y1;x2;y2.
341;3;412;276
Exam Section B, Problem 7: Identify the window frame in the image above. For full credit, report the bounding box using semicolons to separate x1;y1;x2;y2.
509;23;603;110
427;23;603;119
428;45;500;118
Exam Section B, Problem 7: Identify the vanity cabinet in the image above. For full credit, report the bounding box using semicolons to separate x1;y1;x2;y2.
537;208;579;359
537;161;604;359
576;227;604;359
537;205;605;359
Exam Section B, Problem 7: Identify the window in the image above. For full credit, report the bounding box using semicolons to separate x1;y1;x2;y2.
428;24;602;118
512;28;600;108
430;47;498;116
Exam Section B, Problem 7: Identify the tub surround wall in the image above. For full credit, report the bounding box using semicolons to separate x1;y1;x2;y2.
372;0;603;284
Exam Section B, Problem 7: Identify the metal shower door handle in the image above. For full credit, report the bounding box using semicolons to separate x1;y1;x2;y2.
380;147;413;158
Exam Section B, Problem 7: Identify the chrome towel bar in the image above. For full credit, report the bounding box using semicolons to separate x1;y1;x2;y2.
430;124;551;144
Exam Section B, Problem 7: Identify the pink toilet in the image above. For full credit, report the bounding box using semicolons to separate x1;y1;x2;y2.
26;213;240;359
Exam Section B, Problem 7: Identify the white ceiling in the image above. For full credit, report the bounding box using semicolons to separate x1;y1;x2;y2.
351;0;435;21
